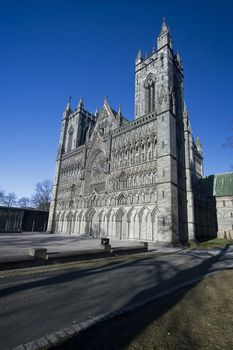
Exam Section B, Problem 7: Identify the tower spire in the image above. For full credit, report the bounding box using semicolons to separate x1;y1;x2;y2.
157;18;172;50
161;17;169;34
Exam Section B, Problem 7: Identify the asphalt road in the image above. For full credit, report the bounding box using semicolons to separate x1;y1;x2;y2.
0;246;233;349
0;232;143;256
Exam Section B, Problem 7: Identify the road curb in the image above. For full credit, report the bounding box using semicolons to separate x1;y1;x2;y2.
1;249;184;280
12;266;233;350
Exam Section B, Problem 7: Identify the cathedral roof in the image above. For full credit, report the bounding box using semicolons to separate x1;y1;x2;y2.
198;173;233;197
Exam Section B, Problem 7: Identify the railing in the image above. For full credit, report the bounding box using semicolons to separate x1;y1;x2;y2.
112;111;157;137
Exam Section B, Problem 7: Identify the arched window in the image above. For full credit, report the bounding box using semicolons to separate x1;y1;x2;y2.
67;126;73;152
141;143;145;161
144;73;156;114
83;126;89;144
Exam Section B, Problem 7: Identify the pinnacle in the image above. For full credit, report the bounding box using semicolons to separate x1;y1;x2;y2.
196;135;202;152
118;104;122;116
78;97;84;109
161;17;169;34
136;48;143;63
137;48;142;59
65;96;72;111
176;52;181;62
157;17;172;50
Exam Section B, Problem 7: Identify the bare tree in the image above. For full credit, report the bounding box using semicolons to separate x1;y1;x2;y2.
3;192;17;207
18;197;31;208
0;188;5;205
31;179;52;210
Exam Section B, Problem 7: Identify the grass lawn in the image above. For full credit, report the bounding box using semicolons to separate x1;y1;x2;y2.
190;238;233;249
51;269;233;350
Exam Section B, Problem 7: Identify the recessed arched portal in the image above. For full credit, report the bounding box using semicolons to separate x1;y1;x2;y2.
116;207;127;239
85;208;99;237
139;207;152;241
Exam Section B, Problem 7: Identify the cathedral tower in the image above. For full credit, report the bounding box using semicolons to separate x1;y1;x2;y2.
135;19;189;243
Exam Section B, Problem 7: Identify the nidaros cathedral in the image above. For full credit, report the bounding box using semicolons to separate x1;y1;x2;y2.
47;20;204;244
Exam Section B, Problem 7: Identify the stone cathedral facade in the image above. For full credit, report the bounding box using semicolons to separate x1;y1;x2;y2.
47;20;204;244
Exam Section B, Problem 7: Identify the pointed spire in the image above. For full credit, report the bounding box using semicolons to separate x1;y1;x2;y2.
104;96;108;105
95;107;99;117
65;96;72;111
157;18;172;50
118;104;122;117
63;96;72;119
145;51;149;59
137;48;142;59
152;47;156;54
196;135;202;153
161;17;169;35
136;48;143;64
78;97;84;109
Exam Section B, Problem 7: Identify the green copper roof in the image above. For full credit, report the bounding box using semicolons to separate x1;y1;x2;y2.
214;173;233;196
200;172;233;197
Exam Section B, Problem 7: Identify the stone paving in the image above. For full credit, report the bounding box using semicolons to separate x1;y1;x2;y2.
0;232;181;257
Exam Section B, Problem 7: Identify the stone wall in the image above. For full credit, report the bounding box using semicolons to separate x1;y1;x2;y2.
48;20;206;244
216;196;233;239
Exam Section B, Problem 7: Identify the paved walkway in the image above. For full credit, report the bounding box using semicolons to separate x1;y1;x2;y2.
0;232;181;256
0;245;233;349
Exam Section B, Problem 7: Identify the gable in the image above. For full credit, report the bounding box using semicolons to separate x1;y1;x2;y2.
90;99;121;140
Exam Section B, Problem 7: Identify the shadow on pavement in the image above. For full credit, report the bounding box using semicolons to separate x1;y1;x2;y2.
48;245;232;350
0;245;232;350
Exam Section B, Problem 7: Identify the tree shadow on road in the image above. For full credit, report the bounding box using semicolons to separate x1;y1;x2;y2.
49;245;233;350
0;255;161;298
1;245;233;350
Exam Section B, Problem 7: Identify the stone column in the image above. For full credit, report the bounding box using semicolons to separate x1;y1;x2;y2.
127;220;130;239
184;115;195;241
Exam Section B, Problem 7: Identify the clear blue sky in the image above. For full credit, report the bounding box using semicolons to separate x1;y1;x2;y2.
0;0;233;198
